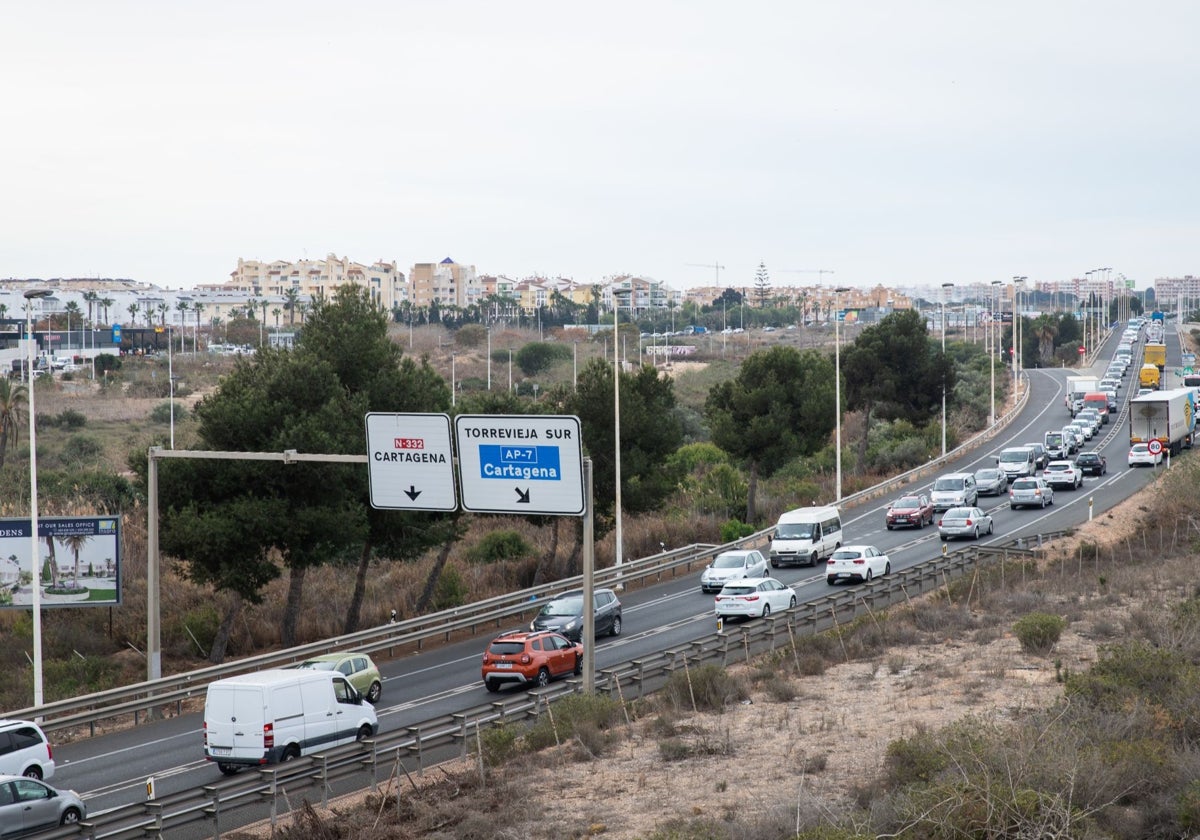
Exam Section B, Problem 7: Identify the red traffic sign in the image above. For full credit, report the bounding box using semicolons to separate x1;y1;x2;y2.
1148;439;1164;455
1078;346;1086;354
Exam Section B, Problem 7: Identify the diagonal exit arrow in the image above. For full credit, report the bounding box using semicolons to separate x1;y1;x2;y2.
515;487;531;504
404;485;422;501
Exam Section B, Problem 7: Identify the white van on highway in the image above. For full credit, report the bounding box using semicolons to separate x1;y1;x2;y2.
203;669;378;776
768;506;842;568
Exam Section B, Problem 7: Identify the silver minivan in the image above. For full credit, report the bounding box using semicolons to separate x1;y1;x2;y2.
930;473;978;511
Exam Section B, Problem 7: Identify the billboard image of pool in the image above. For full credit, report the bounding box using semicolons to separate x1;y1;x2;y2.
0;517;122;608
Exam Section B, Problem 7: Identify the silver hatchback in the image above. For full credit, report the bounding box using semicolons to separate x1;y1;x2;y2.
1009;477;1054;509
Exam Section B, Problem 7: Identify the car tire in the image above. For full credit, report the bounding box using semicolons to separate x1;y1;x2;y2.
574;656;583;676
1040;497;1046;508
789;595;797;608
988;522;994;535
218;763;239;776
535;668;551;688
485;679;500;693
281;745;300;763
884;562;891;576
940;535;947;541
865;568;874;582
610;615;622;637
826;577;836;586
61;808;83;826
810;552;819;566
972;527;978;540
22;766;42;780
886;523;893;531
761;604;771;618
356;724;373;742
366;681;382;704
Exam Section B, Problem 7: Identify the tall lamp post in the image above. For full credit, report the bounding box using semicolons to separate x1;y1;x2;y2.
990;280;1002;424
940;282;954;456
1013;277;1027;390
613;284;625;578
833;286;850;502
24;288;52;709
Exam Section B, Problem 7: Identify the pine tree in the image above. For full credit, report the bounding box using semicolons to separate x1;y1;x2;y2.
753;262;772;308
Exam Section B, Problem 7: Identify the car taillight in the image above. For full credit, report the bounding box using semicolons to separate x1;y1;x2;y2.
1034;489;1042;495
520;654;531;664
263;722;274;749
853;558;865;564
46;742;53;760
964;519;972;525
742;595;760;601
938;519;943;526
203;722;207;747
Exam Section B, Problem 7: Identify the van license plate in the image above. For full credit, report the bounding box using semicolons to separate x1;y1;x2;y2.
209;747;231;756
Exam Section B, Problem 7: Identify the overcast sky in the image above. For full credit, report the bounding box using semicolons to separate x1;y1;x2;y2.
3;2;1197;292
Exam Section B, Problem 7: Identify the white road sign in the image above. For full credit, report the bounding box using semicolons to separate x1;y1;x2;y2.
454;414;585;515
365;413;457;511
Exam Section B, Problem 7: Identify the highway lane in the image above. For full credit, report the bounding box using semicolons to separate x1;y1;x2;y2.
52;323;1183;822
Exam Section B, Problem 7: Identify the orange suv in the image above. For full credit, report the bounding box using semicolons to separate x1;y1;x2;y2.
481;630;583;692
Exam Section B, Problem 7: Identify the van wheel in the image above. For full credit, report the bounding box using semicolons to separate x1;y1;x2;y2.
22;766;42;780
356;725;373;742
280;745;300;763
366;681;382;704
809;552;819;566
218;763;239;776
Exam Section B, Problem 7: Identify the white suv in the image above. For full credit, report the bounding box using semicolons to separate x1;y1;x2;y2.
0;720;55;779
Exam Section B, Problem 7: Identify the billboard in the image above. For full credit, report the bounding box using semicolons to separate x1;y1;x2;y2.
0;517;122;608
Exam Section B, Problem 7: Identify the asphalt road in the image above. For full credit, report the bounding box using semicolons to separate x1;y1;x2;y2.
50;322;1182;829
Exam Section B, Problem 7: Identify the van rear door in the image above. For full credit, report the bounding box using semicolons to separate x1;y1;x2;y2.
206;685;266;762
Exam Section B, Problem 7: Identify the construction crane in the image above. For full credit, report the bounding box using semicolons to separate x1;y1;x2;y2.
779;269;836;281
686;262;725;286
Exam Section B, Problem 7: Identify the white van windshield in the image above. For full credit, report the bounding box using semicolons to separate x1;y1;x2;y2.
775;523;814;540
999;450;1029;463
933;477;964;491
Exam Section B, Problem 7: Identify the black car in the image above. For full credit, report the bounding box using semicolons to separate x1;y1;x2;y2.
530;588;622;641
1075;452;1108;476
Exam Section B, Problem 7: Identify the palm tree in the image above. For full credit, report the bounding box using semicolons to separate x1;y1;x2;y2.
59;533;92;585
83;291;98;327
99;297;114;325
157;302;169;326
126;303;139;326
1034;319;1058;365
283;288;300;325
272;307;282;328
0;303;7;320
0;378;27;470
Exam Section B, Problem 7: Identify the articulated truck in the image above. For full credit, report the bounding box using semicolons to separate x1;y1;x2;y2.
1129;388;1196;456
1065;376;1098;416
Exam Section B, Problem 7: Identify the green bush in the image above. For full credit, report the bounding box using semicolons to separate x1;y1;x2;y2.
60;434;105;467
55;409;88;429
149;401;188;423
515;342;571;375
719;519;755;543
1012;612;1067;655
467;530;534;564
432;565;468;610
455;324;488;347
883;730;949;788
477;723;519;767
523;693;623;754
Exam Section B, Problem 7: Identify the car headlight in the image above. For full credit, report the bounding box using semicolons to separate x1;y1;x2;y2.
564;620;577;631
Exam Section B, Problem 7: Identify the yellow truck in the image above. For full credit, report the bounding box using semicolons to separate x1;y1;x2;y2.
1145;343;1167;370
1140;363;1161;389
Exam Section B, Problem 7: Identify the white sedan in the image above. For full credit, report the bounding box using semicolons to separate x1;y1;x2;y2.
700;549;769;593
1128;443;1163;467
826;545;891;585
715;578;797;620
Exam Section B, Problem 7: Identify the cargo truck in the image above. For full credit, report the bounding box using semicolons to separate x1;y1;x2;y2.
1144;342;1167;371
1129;388;1196;456
1065;376;1098;415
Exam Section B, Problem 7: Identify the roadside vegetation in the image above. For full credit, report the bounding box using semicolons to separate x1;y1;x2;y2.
0;292;1011;708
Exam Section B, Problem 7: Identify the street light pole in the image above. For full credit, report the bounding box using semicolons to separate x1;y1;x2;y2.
613;285;625;580
834;286;850;502
24;288;52;709
990;280;1002;424
1013;277;1027;390
941;282;954;456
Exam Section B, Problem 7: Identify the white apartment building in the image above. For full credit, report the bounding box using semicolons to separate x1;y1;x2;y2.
214;254;408;312
409;258;485;310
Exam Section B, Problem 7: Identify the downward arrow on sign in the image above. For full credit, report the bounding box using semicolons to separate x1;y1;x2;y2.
404;486;422;501
515;487;531;504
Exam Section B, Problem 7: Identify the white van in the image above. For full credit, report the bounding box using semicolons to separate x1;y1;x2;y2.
203;669;378;776
997;446;1037;480
768;506;842;568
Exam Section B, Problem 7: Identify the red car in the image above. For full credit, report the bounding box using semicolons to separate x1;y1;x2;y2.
885;494;934;530
481;630;583;692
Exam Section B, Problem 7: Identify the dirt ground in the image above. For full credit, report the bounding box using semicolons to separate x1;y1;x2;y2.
235;480;1163;840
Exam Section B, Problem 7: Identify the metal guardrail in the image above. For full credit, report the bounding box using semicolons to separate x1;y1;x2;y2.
31;541;1039;840
5;541;735;733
